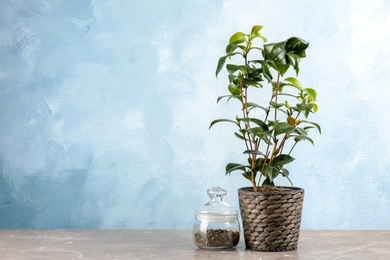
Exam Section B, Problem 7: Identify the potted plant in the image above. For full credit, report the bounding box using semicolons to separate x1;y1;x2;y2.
210;25;321;251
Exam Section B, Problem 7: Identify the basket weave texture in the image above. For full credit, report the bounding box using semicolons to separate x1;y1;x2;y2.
238;186;304;251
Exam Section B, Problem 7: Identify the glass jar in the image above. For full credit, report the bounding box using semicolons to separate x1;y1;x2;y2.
193;187;240;250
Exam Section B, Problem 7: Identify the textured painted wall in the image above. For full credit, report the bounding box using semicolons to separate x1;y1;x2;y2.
0;0;389;229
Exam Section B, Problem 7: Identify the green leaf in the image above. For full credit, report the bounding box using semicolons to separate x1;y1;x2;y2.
296;103;313;117
281;168;290;177
285;37;309;58
269;101;285;109
234;132;246;140
245;102;269;113
263;165;279;183
250;118;268;130
281;169;294;186
209;119;236;129
303;88;317;102
242;79;261;88
229;32;246;45
278;92;299;99
293;135;314;145
312;103;318;113
246;66;263;77
216;55;227;77
226;163;247;175
226;44;237;54
261;64;273;82
228;84;241;95
216;53;243;76
300;120;321;134
237;117;268;131
285;175;294;186
228;74;237;83
295;127;308;136
249;47;265;55
242;171;253;181
226;64;245;74
216;94;242;103
287;53;301;75
267;60;289;76
225;45;244;55
249;26;267;42
274;122;295;136
261;178;275;187
243;150;265;156
256;33;267;42
272;154;295;167
251;25;263;36
246;127;263;137
241;128;271;142
250;60;273;82
284;77;302;90
263;42;286;61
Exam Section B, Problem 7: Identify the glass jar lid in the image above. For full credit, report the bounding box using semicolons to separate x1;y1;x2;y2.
196;187;237;222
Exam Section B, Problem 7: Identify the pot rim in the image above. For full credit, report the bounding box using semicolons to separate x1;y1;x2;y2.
238;186;304;194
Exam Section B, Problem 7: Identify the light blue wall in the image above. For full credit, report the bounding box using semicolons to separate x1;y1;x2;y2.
1;0;389;229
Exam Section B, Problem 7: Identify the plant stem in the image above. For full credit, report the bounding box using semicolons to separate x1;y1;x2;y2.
242;41;258;191
274;73;280;122
288;142;297;156
269;73;281;165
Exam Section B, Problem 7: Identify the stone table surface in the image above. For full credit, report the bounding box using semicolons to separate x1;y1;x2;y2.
0;229;389;259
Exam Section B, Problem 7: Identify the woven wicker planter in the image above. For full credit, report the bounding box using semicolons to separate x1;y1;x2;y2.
238;186;304;251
